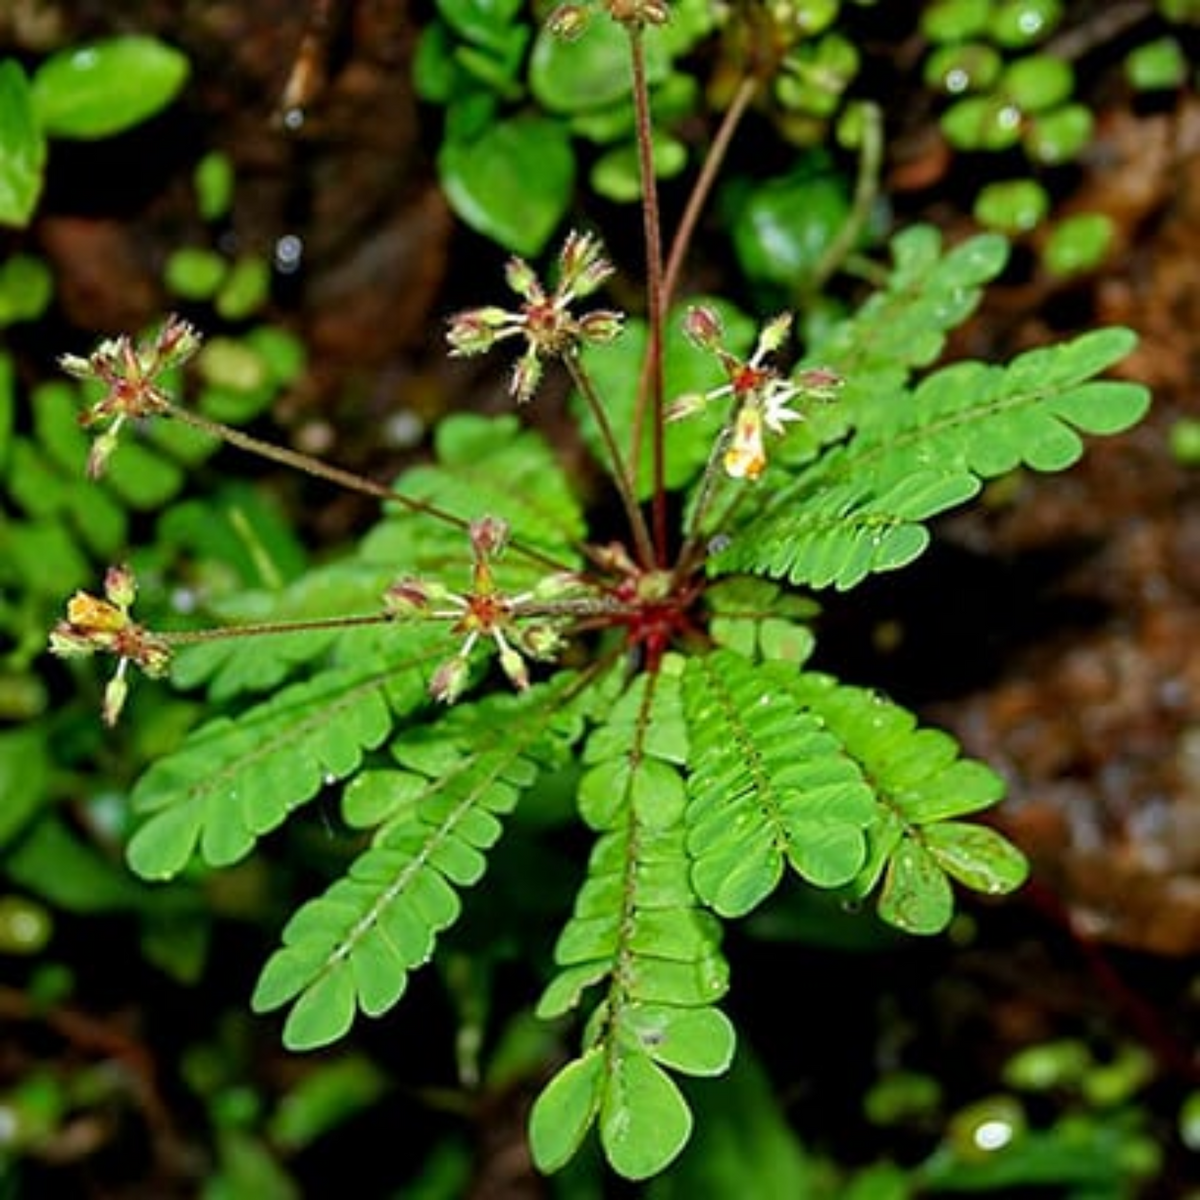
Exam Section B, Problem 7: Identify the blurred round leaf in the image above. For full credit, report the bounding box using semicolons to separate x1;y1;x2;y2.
0;253;53;325
1169;417;1200;466
1001;54;1073;112
864;1070;943;1126
0;62;46;228
988;0;1063;48
1125;36;1187;91
1081;1043;1154;1107
590;134;686;202
436;0;524;49
530;17;668;113
947;1094;1027;1161
924;42;1004;95
438;115;574;255
973;178;1049;233
1179;1090;1200;1152
776;33;860;119
921;0;992;42
1160;0;1200;21
731;167;851;288
0;894;53;954
195;150;235;222
1023;102;1093;164
941;94;1023;151
31;36;190;139
216;256;271;321
165;247;227;300
1002;1038;1092;1091
1041;212;1114;276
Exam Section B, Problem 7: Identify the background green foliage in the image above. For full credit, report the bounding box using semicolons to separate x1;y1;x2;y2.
2;1;1191;1195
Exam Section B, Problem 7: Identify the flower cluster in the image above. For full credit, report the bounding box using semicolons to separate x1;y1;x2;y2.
669;306;841;480
446;231;623;404
546;0;669;38
386;517;564;704
60;315;201;478
49;566;172;726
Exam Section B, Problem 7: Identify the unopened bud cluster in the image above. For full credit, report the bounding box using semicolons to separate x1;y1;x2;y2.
60;316;201;478
446;231;624;404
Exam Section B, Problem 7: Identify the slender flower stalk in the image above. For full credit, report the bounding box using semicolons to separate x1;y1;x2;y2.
625;27;669;563
562;354;656;570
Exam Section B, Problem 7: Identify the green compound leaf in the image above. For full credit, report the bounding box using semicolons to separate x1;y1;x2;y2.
683;649;876;915
252;678;584;1050
438;115;574;255
0;61;47;227
717;280;1147;589
367;413;586;572
535;664;733;1176
783;672;1026;935
31;36;190;139
127;640;438;879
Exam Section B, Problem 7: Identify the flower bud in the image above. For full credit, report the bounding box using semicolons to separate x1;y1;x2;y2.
559;231;613;298
504;256;541;301
522;624;564;660
666;392;706;423
470;516;510;559
757;312;793;357
105;564;137;610
446;307;512;356
384;577;432;617
578;310;624;345
509;350;544;405
796;365;844;400
683;305;724;352
86;427;121;479
496;638;530;691
430;655;470;704
546;2;591;38
154;316;202;370
103;670;129;727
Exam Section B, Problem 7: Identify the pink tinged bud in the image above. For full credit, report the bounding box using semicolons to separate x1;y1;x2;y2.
504;256;541;301
559;231;613;298
446;307;511;356
510;349;544;404
104;564;136;610
430;655;470;704
154;316;202;370
384;577;431;617
469;516;510;559
683;304;724;352
796;365;844;399
724;405;767;480
604;0;668;25
546;1;591;38
577;310;624;344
